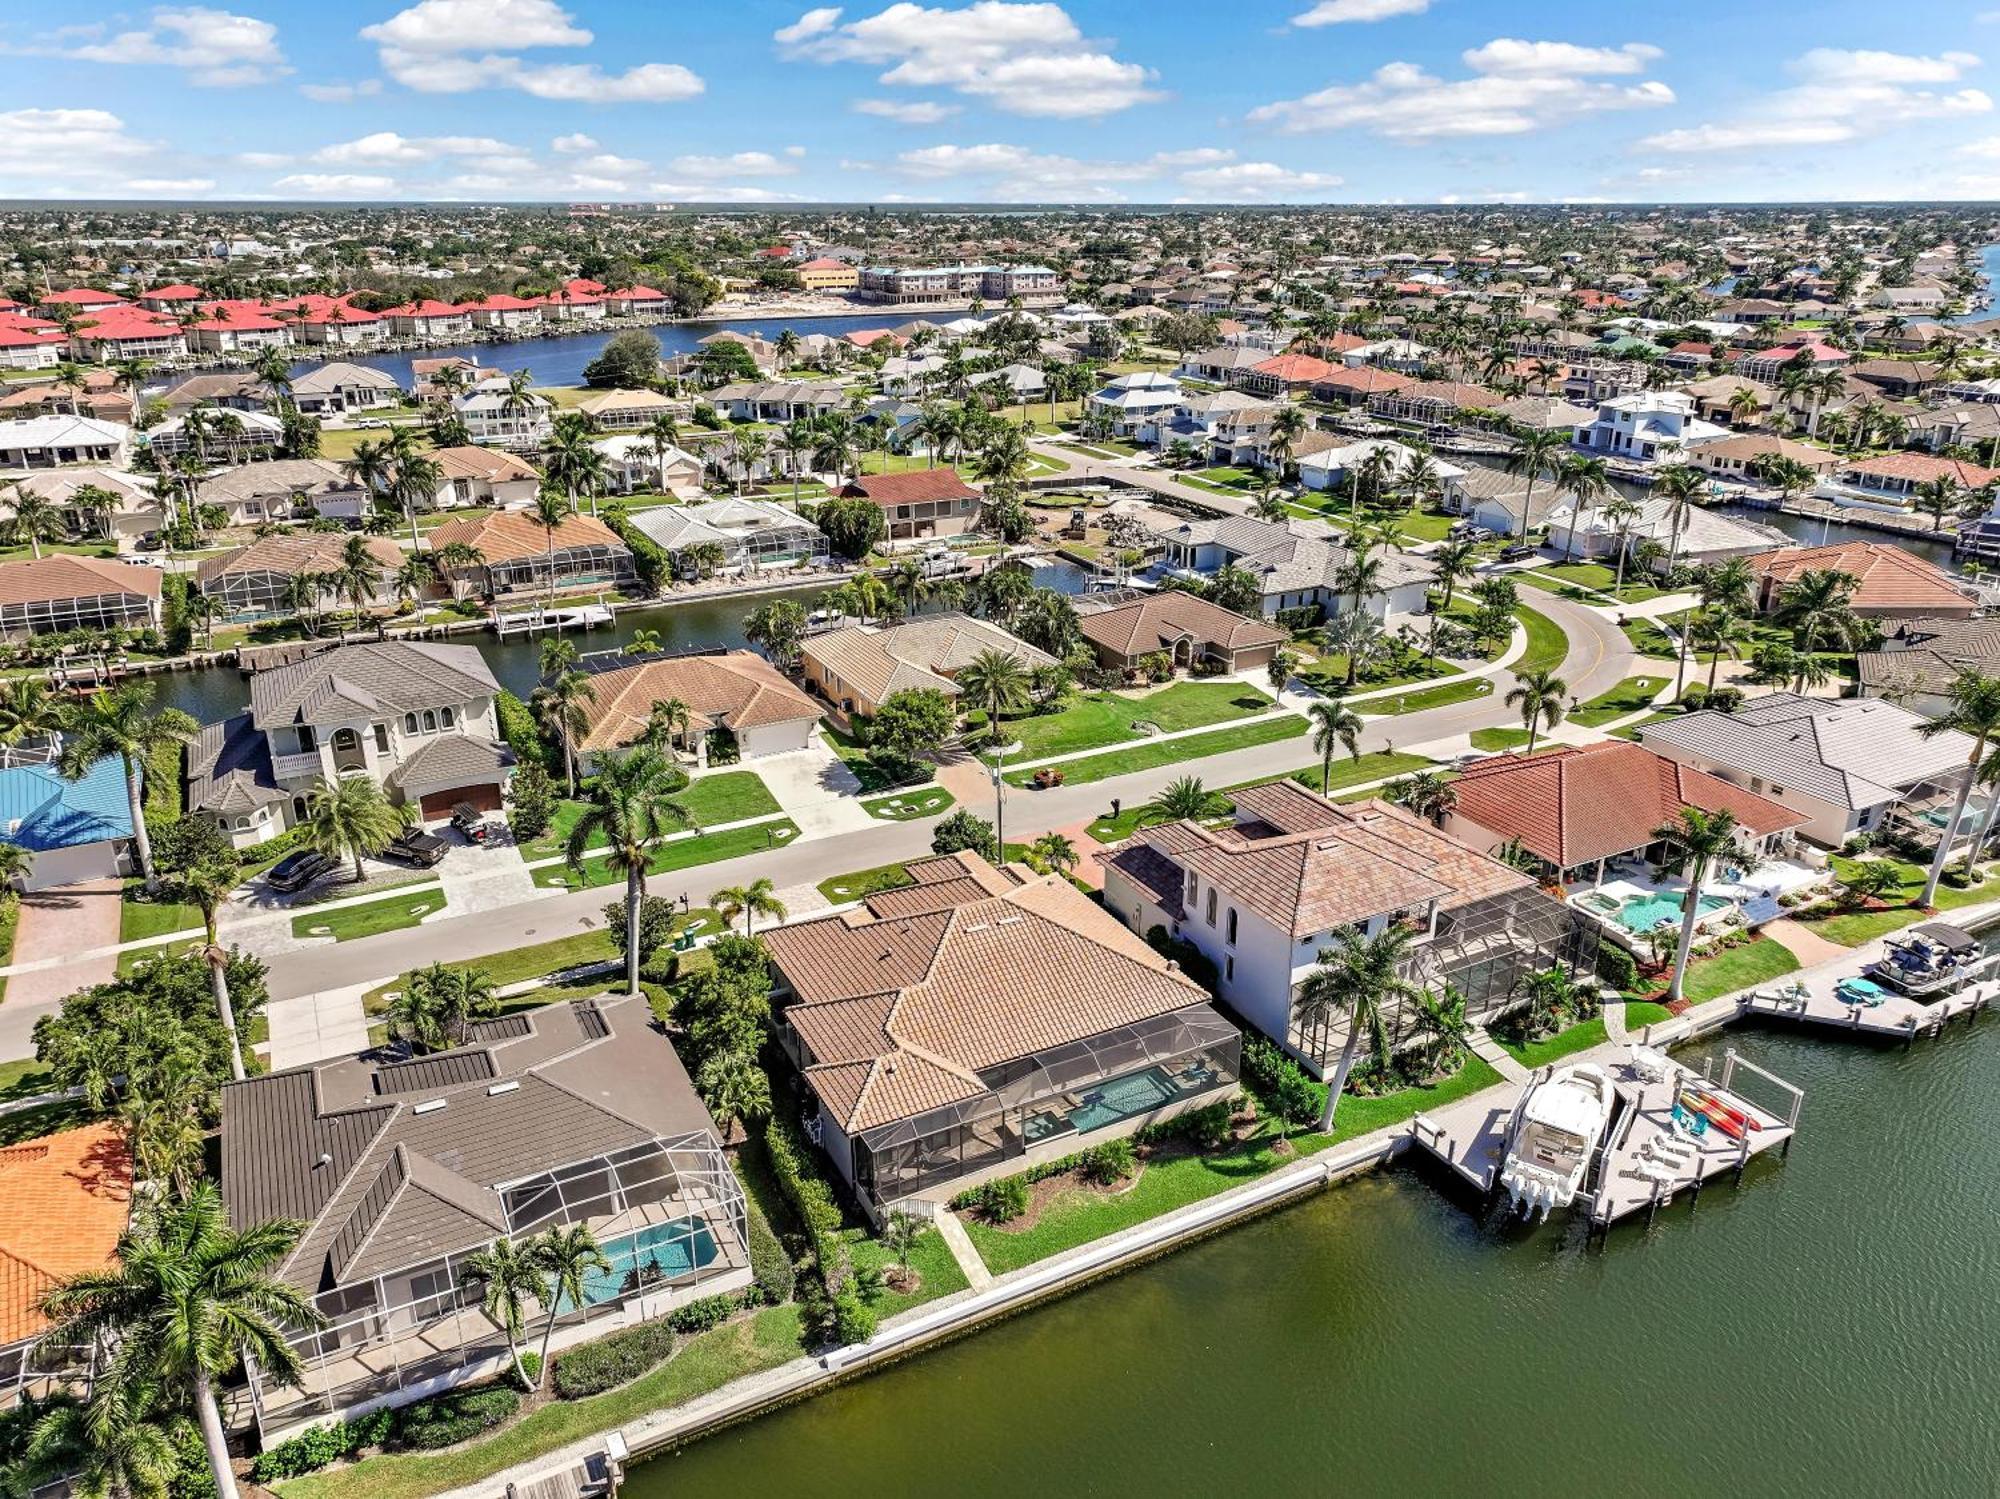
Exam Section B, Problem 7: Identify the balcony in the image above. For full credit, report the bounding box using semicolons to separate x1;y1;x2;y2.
272;750;324;781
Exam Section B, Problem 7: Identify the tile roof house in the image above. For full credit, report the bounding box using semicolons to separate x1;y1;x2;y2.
1636;693;1976;847
0;753;138;889
1858;616;2000;717
1151;513;1435;623
427;510;634;597
1746;542;1977;620
1445;741;1808;881
428;446;541;510
219;996;747;1438
0;414;132;470
196;533;404;622
0;554;162;638
9;466;159;545
1073;590;1287;674
194;458;370;526
766;853;1240;1218
1101;783;1588;1076
801;612;1057;720
837;468;982;545
627;497;826;572
573;649;821;763
0;1120;131;1396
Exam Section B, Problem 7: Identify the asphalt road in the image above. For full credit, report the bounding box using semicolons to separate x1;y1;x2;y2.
259;589;1633;1000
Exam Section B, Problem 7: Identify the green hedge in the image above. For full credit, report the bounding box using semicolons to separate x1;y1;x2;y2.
601;507;669;592
496;688;557;773
551;1320;676;1400
392;1386;520;1451
249;1410;395;1482
744;1190;796;1304
762;1116;843;1271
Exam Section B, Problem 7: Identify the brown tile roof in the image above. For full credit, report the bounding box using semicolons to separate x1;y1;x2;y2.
1077;591;1287;661
430;445;541;483
839;468;980;506
0;554;162;608
1841;451;2000;486
0;1121;132;1344
1388;380;1504;408
803;613;1056;706
1312;366;1412;395
1449;741;1807;868
196;533;402;585
574;651;820;751
428;508;628;566
1749;542;1975;615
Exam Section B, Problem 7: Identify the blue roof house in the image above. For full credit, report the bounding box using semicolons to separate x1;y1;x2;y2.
0;755;136;891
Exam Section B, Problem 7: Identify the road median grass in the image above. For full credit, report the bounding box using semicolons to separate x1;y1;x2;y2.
1005;715;1305;788
1514;602;1569;676
986;681;1273;761
533;818;801;890
1570;675;1669;727
527;772;782;858
861;787;956;821
1367;676;1497;716
290;886;446;942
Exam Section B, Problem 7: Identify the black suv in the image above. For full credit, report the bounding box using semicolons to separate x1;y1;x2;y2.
266;849;333;892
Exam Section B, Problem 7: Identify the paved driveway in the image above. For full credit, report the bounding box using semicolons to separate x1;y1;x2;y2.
751;739;876;839
0;877;123;1061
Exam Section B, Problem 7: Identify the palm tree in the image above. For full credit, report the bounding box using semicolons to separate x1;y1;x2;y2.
1412;982;1471;1077
1772;568;1862;691
1505;667;1568;754
58;683;197;887
1553;453;1610;564
331;533;385;619
1503;424;1566;541
531;484;571;608
956;647;1033;745
1916;670;2000;905
159;851;248;1081
529;1225;611;1387
1388;768;1457;824
1141;774;1223;825
457;1236;543;1392
0;675;65;763
1601;494;1644;592
640;697;693;756
39;1183;319;1499
66;482;123;539
1915;474;1965;533
694;1048;772;1143
388;962;499;1051
533;669;596;795
712;875;786;936
3;484;67;558
1430;537;1478;611
389;454;443;547
1651;807;1741;1001
567;747;692;996
1028;830;1079;877
301;773;401;884
17;1371;181;1499
1295;924;1421;1133
1653;462;1707;572
1308;700;1363;795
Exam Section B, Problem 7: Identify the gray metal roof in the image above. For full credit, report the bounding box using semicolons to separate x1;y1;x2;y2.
248;641;499;730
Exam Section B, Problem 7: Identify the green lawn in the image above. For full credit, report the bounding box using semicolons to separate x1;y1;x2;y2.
1470;727;1531;752
527;772;782;857
120;887;204;942
1570;675;1669;728
1499;1015;1609;1069
1800;857;1994;946
994;681;1274;762
1526;560;1665;604
1086;750;1434;841
0;1057;54;1104
290;886;445;942
1679;938;1800;1003
276;1307;806;1499
862;787;956;821
534;818;801;889
1622;612;1686;659
1612;712;1675;742
1514;603;1569;677
1368;676;1498;715
1003;715;1306;788
815;859;915;904
1623;1000;1676;1030
844;1223;970;1319
963;1058;1504;1275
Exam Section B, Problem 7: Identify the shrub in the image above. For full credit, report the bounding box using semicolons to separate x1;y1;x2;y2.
251;1408;398;1482
516;1352;541;1388
832;1285;877;1345
1142;926;1218;992
165;1420;216;1499
1140;1099;1234;1151
763;1115;842;1265
1708;686;1745;714
507;759;558;841
1080;1138;1135;1183
1240;1037;1327;1127
551;1319;677;1399
392;1386;519;1451
497;689;557;773
973;1175;1028;1223
1677;682;1709;710
1594;942;1640;992
667;1293;739;1335
745;1194;796;1304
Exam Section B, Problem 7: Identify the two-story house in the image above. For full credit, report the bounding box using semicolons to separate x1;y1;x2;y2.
185;641;516;847
1572;390;1725;464
454;389;554;451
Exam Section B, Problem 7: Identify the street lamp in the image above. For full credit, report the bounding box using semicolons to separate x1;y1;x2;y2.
985;739;1023;864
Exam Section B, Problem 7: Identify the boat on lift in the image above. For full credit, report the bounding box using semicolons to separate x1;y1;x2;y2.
1499;1062;1617;1220
1864;921;1981;997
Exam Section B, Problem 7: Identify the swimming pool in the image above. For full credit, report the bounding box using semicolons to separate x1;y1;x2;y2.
572;1217;721;1307
1614;892;1729;934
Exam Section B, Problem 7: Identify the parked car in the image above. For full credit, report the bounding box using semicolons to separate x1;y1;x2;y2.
451;802;497;843
1498;543;1538;562
383;827;449;867
266;849;333;892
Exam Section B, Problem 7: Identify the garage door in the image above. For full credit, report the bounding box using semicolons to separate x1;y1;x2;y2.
420;783;503;819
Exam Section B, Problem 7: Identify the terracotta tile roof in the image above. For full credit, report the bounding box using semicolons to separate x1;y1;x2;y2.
840;468;979;505
1841;452;2000;486
1077;591;1286;660
803;613;1055;705
1311;366;1411;395
0;554;161;608
1450;741;1807;868
1748;542;1975;615
431;445;539;484
1250;353;1335;383
573;651;820;751
196;533;401;585
0;1122;132;1344
428;509;628;566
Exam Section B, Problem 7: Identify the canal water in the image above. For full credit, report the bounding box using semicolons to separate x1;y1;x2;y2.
638;1021;2000;1498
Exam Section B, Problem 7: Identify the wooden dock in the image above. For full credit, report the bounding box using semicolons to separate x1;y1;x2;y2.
1733;965;1998;1045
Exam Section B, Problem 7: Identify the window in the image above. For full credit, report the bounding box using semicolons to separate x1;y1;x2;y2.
404;713;418;734
1205;888;1217;925
297;725;317;751
1224;955;1234;982
1226;908;1237;945
422;710;437;733
440;706;456;728
373;723;390;753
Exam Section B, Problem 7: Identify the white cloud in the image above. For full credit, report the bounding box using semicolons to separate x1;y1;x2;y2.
0;109;156;190
1150;147;1236;167
573;153;648;176
1642;48;1988;152
235;151;292;167
273;172;397;195
1248;41;1673;139
1292;0;1428;24
551;133;598;153
887;141;1332;200
362;0;703;101
314;132;526;165
854;97;961;123
299;80;383;102
647;183;806;202
667;151;799;178
41;7;289;87
777;3;1162;118
127;177;218;194
1176;161;1342;198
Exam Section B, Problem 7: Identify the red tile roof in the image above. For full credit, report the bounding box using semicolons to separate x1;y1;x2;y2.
1251;352;1335;383
841;468;979;505
0;1121;132;1345
1749;541;1976;615
1842;452;2000;486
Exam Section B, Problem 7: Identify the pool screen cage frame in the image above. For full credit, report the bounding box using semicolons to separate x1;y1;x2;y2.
248;1130;745;1434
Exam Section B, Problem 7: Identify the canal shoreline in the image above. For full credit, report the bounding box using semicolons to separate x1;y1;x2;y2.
402;898;2000;1499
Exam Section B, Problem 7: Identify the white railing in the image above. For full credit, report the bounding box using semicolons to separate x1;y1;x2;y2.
272;750;324;780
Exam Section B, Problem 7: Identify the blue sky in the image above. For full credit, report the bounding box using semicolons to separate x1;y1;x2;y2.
2;0;1999;203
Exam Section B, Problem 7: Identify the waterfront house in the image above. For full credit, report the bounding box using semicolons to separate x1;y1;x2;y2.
1241;352;1336;398
1086;372;1184;437
802;612;1056;721
628;497;827;573
9;467;159;545
454;389;554;451
1150;513;1434;623
574;388;682;432
1687;432;1841;483
1100;782;1587;1078
1814;452;2000;511
219;995;748;1439
428;446;542;510
1294;437;1465;497
0;554;162;637
0;318;69;371
1745;541;1977;620
1073;590;1287;676
1175;344;1269;385
593;434;706;497
1544;496;1791;573
1573;391;1725;464
0;415;131;470
195;533;404;623
707;381;848;424
605;283;672;314
465;293;545;331
767;852;1241;1221
1635;693;1975;848
147;408;284;464
571;649;821;766
427;510;635;597
1858;616;2000;719
157;373;273;415
1368;380;1502;430
187;302;290;355
66;309;188;363
380;299;474;340
1309;365;1412;409
0;1121;132;1408
289;363;405;417
276;296;385;347
0;753;140;888
837;468;981;546
195;458;369;526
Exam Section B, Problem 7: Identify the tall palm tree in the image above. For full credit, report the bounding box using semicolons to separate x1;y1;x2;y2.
1295;924;1421;1133
1553;453;1610;565
1503;423;1566;541
1505;667;1568;754
711;875;786;936
956;647;1033;746
1430;537;1478;611
640;697;693;755
529;1225;610;1387
456;1236;543;1392
332;533;384;619
159;851;248;1081
1308;700;1363;795
1652;462;1707;573
533;669;596;796
531;484;571;608
1689;606;1748;692
1772;568;1862;692
1651;807;1740;1001
58;683;197;887
1600;494;1644;592
301;773;401;884
39;1184;319;1499
3;484;67;559
389;454;443;547
1916;670;2000;905
566;747;692;996
642;411;684;494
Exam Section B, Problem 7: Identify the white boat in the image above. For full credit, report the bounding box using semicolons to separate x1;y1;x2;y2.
1499;1063;1616;1220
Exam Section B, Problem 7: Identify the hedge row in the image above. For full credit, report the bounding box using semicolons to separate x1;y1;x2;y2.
551;1319;677;1399
249;1386;519;1478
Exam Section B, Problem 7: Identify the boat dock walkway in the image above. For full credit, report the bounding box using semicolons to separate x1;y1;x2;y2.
1733;961;2000;1044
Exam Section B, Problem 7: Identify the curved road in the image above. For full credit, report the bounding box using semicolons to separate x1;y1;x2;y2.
261;590;1634;1000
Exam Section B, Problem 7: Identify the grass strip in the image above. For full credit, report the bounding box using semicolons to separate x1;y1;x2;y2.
290;886;446;942
1004;715;1304;788
534;818;801;890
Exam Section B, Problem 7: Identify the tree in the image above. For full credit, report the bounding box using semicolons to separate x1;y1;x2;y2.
531;485;571;607
871;686;954;770
15;1376;179;1499
3;484;67;558
154;823;247;1082
533;669;596;796
1772;567;1862;692
582;329;664;389
694;1048;772;1142
1506;667;1568;754
1205;564;1262;616
1841;859;1906;908
39;1183;319;1499
1430;538;1478;611
1916;670;2000;905
1295;924;1421;1132
568;747;692;995
930;808;998;861
1322;606;1388;688
301;773;401;884
1651;807;1740;1001
1388;769;1457;825
546;416;610;518
1553;453;1611;564
529;1225;611;1387
387;963;499;1052
1027;831;1079;877
1308;700;1363;795
712;876;786;936
58;683;198;888
457;1237;544;1392
0;675;67;761
1142;774;1223;825
1653;463;1707;573
1503;424;1566;540
956;647;1033;745
815;494;887;560
1412;982;1471;1077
